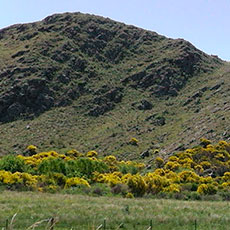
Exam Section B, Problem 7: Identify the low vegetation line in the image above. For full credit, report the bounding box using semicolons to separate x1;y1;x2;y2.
0;138;230;200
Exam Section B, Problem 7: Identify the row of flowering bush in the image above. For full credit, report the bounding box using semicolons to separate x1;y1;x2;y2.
0;170;90;192
1;139;230;198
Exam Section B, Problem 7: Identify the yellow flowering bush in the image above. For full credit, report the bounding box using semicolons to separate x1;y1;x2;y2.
194;165;204;174
155;157;164;168
215;153;225;161
165;171;180;183
0;170;38;189
19;151;61;166
86;150;98;158
103;155;117;168
93;172;123;187
129;137;138;146
164;161;180;171
1;138;230;198
26;145;37;155
144;173;170;194
200;176;213;184
154;168;166;176
178;171;200;183
0;170;19;184
222;182;230;189
168;156;179;162
66;149;82;158
164;184;181;193
179;157;194;169
197;183;217;195
200;138;211;147
127;174;147;196
65;177;90;188
126;192;134;198
200;161;211;169
223;172;230;181
153;149;160;154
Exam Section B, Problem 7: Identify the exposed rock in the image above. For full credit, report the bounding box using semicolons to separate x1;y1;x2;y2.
93;87;123;105
140;150;150;159
200;86;208;92
88;103;114;117
132;99;153;110
0;78;55;121
146;114;166;126
7;102;25;119
174;144;186;151
11;50;29;58
88;87;123;117
137;100;153;110
183;88;205;106
191;91;203;99
210;82;224;90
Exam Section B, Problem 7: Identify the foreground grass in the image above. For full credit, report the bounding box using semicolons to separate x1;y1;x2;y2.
0;191;230;229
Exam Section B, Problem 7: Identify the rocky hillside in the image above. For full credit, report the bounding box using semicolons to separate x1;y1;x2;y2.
0;12;227;159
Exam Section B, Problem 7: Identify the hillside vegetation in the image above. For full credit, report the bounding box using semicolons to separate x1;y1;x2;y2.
0;12;228;158
0;139;230;201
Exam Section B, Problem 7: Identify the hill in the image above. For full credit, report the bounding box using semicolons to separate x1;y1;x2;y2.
0;12;227;157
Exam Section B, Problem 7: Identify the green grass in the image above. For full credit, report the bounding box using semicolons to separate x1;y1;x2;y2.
1;191;230;229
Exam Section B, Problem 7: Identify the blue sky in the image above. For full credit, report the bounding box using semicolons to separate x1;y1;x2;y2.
1;0;229;60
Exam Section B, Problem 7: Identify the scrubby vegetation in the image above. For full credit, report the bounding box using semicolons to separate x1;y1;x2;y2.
1;139;230;200
0;11;227;159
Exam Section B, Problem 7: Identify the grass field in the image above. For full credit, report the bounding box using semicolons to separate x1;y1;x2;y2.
1;191;230;230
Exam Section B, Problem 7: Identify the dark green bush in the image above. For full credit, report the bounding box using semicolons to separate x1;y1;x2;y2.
0;155;30;173
186;191;202;200
67;158;109;179
37;157;108;179
37;158;68;175
118;163;138;175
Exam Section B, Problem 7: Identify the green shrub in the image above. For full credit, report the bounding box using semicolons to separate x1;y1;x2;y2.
37;157;109;179
118;163;138;174
0;155;29;173
50;173;67;187
187;191;202;200
67;158;109;179
37;158;68;175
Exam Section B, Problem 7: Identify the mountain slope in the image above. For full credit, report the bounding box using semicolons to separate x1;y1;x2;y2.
0;12;226;159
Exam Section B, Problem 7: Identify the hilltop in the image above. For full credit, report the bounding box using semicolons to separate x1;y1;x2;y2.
0;12;228;158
